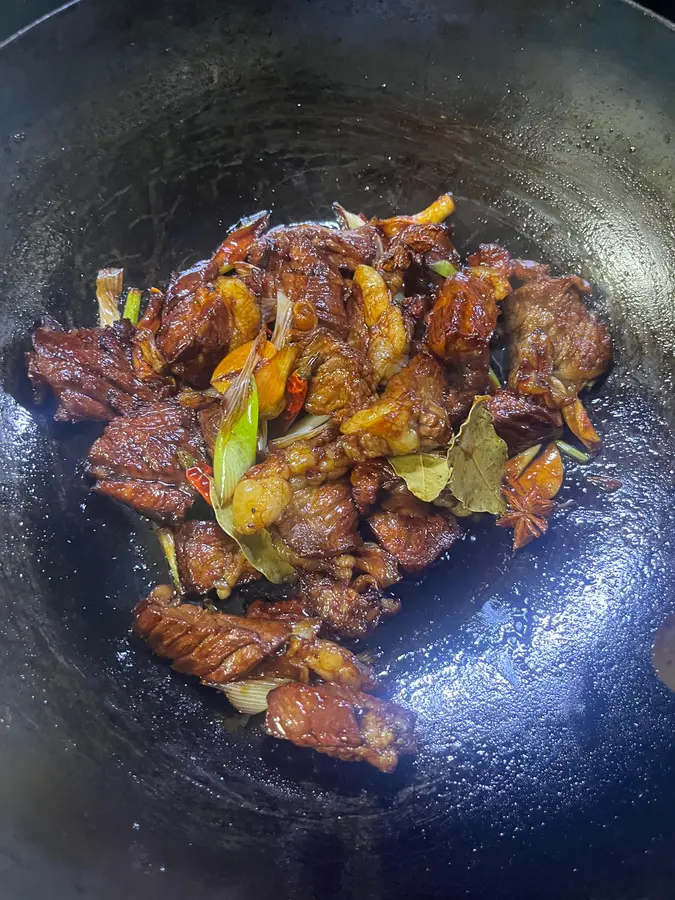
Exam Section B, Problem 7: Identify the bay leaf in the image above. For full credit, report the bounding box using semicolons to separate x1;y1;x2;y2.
388;452;450;502
211;486;295;584
446;397;507;515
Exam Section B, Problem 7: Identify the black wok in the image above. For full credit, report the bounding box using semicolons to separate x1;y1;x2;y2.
1;0;674;897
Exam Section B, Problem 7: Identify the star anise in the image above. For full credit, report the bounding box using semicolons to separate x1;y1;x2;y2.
497;484;554;550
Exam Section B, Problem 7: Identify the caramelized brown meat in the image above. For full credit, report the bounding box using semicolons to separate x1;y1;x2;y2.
156;278;232;388
247;598;317;626
95;480;195;521
231;426;352;534
252;223;379;274
485;389;563;454
503;274;612;408
369;508;460;573
130;289;174;387
426;270;500;410
376;222;459;294
352;543;401;589
27;318;174;422
265;682;416;772
301;330;376;417
466;243;514;276
173;521;258;598
341;351;452;456
350;460;398;515
133;585;289;683
299;574;400;639
276;480;361;559
260;633;379;692
88;401;210;521
467;243;551;282
156;213;269;386
257;228;350;337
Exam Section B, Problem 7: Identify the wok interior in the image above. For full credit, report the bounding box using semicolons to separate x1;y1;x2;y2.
1;1;675;897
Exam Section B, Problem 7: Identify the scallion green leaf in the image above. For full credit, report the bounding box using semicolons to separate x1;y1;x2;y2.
155;527;182;592
212;333;265;506
123;288;142;326
556;440;591;464
214;378;259;507
429;260;458;278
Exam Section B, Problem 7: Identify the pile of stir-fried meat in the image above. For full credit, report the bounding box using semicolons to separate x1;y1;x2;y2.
27;193;612;772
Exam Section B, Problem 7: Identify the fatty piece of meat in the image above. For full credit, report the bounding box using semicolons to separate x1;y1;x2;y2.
231;426;352;535
258;632;379;692
88;401;210;522
27;318;174;422
173;521;258;597
368;508;459;573
301;330;376;417
340;351;452;457
133;585;289;684
276;480;361;559
484;389;563;454
502;274;612;408
352;542;401;589
265;682;416;773
156;213;269;387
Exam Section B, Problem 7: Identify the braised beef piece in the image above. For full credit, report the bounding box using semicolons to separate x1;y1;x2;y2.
168;388;222;454
425;270;500;419
156;278;232;388
96;480;196;522
276;480;361;559
340;351;453;458
350;460;398;515
251;224;379;274
502;274;612;408
27;318;174;422
376;222;459;294
88;401;210;522
466;243;514;276
298;574;400;639
259;632;379;692
300;330;376;417
352;542;401;588
369;498;460;573
131;289;174;386
466;244;551;282
133;585;289;684
173;521;258;598
247;598;317;626
485;389;563;454
156;213;269;387
265;682;416;772
254;228;350;338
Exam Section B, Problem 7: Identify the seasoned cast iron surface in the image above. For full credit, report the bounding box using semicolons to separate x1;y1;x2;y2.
0;1;674;898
